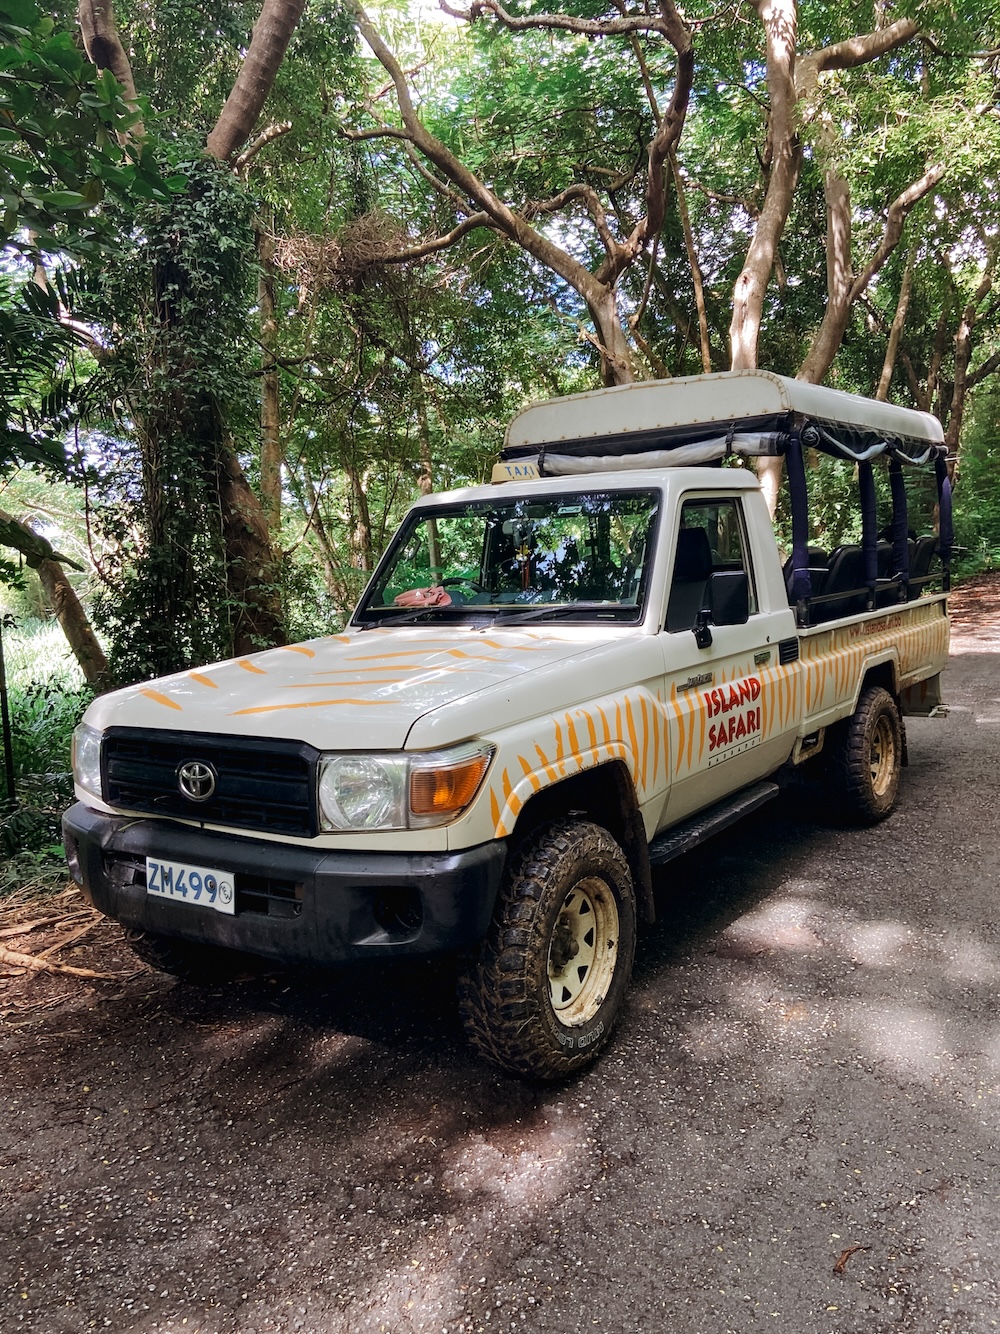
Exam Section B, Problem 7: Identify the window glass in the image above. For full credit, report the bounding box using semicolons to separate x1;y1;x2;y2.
665;497;757;632
357;490;659;625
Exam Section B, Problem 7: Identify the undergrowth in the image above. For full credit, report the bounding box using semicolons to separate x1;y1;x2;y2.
1;617;90;896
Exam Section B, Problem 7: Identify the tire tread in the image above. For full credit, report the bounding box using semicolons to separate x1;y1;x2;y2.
458;819;636;1080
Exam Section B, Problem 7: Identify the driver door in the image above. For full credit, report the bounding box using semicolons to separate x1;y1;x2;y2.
657;493;792;826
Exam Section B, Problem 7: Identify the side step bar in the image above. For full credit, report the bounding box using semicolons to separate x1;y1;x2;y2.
647;780;780;867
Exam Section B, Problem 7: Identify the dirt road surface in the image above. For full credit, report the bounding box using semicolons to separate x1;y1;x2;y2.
2;578;999;1334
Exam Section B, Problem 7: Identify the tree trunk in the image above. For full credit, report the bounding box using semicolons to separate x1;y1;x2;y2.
875;253;913;400
414;373;435;496
728;8;926;515
796;166;852;385
586;289;636;386
0;510;110;688
343;460;374;572
927;286;955;417
944;268;994;472
206;0;308;162
77;0;144;138
217;440;286;654
670;151;712;373
798;163;943;387
258;225;282;533
729;0;801;373
35;559;111;690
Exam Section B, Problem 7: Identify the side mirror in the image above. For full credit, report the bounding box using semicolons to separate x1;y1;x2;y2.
692;571;750;648
708;570;749;626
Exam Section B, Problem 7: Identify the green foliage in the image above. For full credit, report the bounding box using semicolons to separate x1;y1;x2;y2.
952;387;1000;576
0;0;171;260
2;0;997;706
0;616;89;872
4;675;86;780
0;2;183;487
89;151;261;682
0;266;92;481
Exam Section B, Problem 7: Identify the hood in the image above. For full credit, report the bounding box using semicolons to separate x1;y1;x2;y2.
84;625;641;751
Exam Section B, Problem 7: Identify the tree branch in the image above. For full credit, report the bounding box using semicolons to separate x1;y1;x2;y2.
526;184;617;255
847;163;945;305
797;18;920;98
967;348;1000;390
347;0;601;301
439;0;676;38
402;142;475;213
0;509;84;571
235;120;293;173
376;213;496;262
338;123;413;141
206;0;308;162
77;0;144;141
875;250;913;401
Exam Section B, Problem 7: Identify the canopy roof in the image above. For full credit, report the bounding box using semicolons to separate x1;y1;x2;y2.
502;371;945;473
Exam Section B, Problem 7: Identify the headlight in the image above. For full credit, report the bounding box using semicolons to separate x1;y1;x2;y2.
72;723;104;799
318;755;407;831
318;743;493;832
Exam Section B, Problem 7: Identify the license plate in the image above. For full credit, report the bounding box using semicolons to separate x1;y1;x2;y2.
145;858;236;915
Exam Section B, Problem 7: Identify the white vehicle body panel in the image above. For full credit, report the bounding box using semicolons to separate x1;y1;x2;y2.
77;467;949;858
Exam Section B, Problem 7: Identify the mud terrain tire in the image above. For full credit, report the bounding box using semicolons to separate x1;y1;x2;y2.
831;685;904;824
458;819;636;1080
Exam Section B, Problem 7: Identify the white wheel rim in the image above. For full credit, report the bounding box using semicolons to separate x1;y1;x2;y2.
546;876;620;1027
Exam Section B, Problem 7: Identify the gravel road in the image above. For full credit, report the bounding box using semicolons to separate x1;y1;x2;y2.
2;579;999;1334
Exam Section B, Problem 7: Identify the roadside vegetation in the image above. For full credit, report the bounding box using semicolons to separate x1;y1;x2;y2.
0;616;88;897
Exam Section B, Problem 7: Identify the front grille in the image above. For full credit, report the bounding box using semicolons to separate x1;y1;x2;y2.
103;728;319;837
103;851;304;919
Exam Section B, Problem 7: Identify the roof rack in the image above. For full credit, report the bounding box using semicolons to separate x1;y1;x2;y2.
495;371;952;625
500;371;945;476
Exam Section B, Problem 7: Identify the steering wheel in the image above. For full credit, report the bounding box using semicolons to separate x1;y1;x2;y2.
441;577;488;594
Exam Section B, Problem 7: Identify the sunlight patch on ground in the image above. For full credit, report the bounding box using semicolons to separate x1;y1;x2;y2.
716;889;1000;983
840;1001;949;1080
716;896;826;959
440;1116;579;1205
336;1114;584;1332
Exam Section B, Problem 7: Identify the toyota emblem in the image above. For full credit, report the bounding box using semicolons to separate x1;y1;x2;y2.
177;760;217;802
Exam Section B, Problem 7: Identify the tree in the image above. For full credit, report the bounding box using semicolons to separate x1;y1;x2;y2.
72;0;312;674
0;0;165;473
342;0;693;386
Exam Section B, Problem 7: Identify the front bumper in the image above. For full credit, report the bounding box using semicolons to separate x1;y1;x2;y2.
63;802;507;967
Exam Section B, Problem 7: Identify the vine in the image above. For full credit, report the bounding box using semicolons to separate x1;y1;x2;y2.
90;150;282;684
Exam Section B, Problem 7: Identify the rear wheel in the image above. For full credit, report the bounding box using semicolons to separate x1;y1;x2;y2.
830;685;904;824
458;819;636;1080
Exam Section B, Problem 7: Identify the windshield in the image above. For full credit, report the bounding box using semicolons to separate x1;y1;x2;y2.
355;489;660;626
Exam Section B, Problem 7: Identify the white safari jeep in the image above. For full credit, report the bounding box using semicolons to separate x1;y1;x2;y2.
64;372;951;1078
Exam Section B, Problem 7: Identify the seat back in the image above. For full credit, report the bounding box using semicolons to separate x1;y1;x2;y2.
908;535;937;595
813;545;868;621
783;546;829;604
666;527;713;631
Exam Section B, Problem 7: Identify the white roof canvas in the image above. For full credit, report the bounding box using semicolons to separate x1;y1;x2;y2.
505;370;945;452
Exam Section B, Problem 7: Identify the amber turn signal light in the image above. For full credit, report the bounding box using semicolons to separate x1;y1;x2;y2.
409;751;491;816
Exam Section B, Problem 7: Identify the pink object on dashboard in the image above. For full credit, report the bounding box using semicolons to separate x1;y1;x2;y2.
393;586;453;607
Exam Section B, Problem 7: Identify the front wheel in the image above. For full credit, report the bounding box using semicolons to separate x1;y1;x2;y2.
458;819;637;1080
830;685;904;824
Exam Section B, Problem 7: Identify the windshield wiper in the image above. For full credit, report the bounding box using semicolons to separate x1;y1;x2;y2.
359;606;468;629
492;602;631;625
